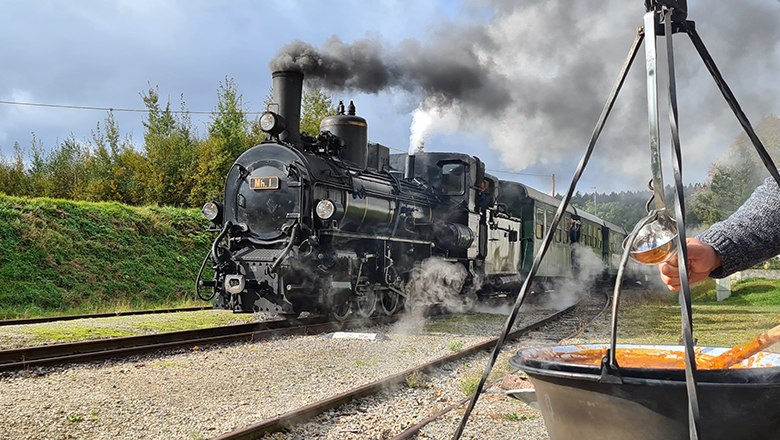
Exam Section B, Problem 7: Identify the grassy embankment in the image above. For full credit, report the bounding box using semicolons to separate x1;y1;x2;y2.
0;194;213;319
620;278;780;348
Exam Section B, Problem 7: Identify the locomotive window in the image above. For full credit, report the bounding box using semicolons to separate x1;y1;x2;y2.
535;209;544;239
440;163;466;196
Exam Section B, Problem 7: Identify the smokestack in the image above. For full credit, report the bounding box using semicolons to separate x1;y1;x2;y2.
272;70;303;147
404;154;415;180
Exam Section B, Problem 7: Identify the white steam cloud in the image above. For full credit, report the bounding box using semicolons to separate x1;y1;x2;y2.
408;106;435;154
393;257;478;335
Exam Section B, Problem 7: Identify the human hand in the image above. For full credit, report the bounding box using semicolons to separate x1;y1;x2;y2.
658;238;722;291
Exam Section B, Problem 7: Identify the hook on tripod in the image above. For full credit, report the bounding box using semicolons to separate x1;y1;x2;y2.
645;178;657;214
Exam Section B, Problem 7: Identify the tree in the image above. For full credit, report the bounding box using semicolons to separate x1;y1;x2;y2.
45;136;89;200
300;87;337;135
142;86;198;206
84;112;123;202
690;163;747;225
690;115;780;227
26;134;49;197
113;145;155;206
0;142;27;196
189;77;252;205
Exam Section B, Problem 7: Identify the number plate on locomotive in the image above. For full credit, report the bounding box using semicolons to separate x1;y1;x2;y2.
249;176;279;190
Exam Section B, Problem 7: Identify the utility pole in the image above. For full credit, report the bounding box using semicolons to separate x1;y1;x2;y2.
551;174;555;197
592;187;597;215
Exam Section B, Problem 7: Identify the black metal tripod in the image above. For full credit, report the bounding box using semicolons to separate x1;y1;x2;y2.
452;1;780;439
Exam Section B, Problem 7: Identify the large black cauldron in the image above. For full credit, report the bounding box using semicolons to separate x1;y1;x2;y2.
510;344;780;440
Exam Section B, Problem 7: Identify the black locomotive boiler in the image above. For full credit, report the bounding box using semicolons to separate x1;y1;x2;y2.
196;70;630;319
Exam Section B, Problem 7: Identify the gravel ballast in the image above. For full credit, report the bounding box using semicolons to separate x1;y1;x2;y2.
0;297;601;439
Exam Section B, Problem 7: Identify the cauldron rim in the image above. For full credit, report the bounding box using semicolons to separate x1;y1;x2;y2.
510;343;780;385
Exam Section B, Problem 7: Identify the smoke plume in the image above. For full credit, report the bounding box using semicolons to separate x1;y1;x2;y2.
270;1;780;188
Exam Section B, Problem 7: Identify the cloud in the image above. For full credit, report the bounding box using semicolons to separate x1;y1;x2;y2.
1;0;778;192
270;0;780;190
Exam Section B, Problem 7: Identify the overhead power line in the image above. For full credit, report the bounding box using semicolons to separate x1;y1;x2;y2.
0;99;266;115
2;99;557;185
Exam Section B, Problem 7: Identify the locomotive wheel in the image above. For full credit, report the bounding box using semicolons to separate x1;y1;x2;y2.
353;288;377;318
329;291;352;321
378;289;401;316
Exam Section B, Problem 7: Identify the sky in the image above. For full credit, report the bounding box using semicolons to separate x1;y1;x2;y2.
1;0;779;195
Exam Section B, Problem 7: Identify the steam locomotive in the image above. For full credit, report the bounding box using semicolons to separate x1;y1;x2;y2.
196;70;630;319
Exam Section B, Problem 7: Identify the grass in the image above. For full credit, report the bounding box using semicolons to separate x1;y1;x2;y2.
25;325;140;342
66;414;84;423
131;312;250;332
501;412;531;422
459;354;514;397
426;313;504;334
0;194;213;319
152;360;178;368
447;340;464;352
619;278;780;348
405;371;426;389
1;310;254;347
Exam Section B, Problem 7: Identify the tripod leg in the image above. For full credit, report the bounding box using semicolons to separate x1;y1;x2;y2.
664;12;702;440
685;24;780;187
450;28;645;440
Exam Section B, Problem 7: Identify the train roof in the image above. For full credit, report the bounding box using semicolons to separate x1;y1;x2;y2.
573;208;625;233
499;180;626;234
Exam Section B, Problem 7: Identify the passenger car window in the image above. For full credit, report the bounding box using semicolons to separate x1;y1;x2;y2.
535;209;545;239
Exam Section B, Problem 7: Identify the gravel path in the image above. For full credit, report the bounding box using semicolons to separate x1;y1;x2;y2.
266;290;610;440
0;292;605;440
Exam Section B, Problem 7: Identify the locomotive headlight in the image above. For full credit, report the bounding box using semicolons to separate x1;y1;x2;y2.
259;111;286;135
316;199;338;220
201;201;223;223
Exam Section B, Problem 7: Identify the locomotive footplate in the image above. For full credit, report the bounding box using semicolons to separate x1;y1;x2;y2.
229;248;296;314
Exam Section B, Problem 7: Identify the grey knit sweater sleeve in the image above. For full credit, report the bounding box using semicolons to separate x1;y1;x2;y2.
697;175;780;278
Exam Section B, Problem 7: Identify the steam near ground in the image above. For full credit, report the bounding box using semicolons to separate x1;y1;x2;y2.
393;257;475;335
535;244;605;310
470;244;609;317
392;247;621;334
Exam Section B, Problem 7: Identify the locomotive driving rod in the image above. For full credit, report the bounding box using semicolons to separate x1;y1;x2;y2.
452;3;780;439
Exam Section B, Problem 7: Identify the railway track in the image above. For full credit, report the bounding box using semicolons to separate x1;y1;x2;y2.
0;306;214;327
0;315;398;372
211;287;611;440
388;286;612;440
